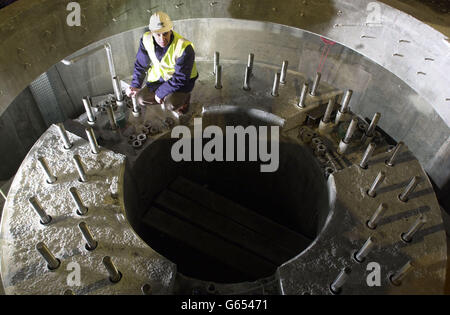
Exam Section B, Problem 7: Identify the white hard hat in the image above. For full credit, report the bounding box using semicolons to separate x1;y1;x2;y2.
149;11;173;34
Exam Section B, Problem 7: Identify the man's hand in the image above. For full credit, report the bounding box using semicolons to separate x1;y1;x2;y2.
126;86;140;98
155;94;162;104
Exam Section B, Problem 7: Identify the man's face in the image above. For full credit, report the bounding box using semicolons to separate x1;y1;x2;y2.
153;30;172;48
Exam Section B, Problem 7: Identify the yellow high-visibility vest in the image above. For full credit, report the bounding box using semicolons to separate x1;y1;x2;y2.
142;30;198;82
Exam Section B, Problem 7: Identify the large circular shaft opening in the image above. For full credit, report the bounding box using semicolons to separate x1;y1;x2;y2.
128;110;329;282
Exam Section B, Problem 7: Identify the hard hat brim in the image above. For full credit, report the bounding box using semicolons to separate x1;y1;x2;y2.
150;21;173;34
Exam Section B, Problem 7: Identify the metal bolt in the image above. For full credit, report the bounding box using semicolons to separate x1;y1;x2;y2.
56;123;73;149
354;236;375;262
280;60;288;84
82;97;96;124
215;65;222;89
298;82;309;108
112;76;124;103
104;43;117;79
29;197;52;225
310;72;321;96
322;98;335;124
330;267;351;294
343;117;358;144
271;72;281;97
69;187;88;215
401;215;426;243
367;171;385;198
399;176;421;202
386;141;404;167
132;95;140;116
73;154;87;182
106;105;118;130
243;66;251;91
390;261;413;286
85;127;100;154
36;242;60;270
141;284;152;295
359;142;376;169
247;53;254;70
78;222;98;250
367;203;387;229
213;51;219;74
102;256;122;283
37;157;57;184
366;112;381;137
340;90;353;113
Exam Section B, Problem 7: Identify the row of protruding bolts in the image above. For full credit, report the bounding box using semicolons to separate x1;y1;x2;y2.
328;109;426;294
34;124;153;294
213;52;328;104
295;86;426;294
83;94;133;130
330;260;414;294
37;241;126;287
38;238;153;295
31;124;103;225
327;201;426;293
329;212;423;294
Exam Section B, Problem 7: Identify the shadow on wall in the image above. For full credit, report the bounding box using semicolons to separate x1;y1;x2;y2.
227;0;337;29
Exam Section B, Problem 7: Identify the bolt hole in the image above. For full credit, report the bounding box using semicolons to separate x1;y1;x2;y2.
40;215;52;225
47;258;61;271
366;220;376;230
400;233;411;243
142;283;152;295
85;241;97;251
398;194;408;203
46;178;57;185
385;160;393;167
329;285;341;295
109;271;122;283
388;274;401;286
76;208;88;216
352;251;365;263
207;283;216;293
366;190;376;198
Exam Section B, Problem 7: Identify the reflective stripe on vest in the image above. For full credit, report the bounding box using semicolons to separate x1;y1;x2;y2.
142;31;198;82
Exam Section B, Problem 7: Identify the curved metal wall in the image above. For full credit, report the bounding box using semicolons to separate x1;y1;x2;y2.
0;0;448;188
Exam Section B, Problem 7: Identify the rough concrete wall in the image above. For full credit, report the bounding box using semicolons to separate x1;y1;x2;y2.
0;70;79;180
0;87;46;179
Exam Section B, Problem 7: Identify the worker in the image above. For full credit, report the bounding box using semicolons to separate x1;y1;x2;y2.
126;11;198;116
